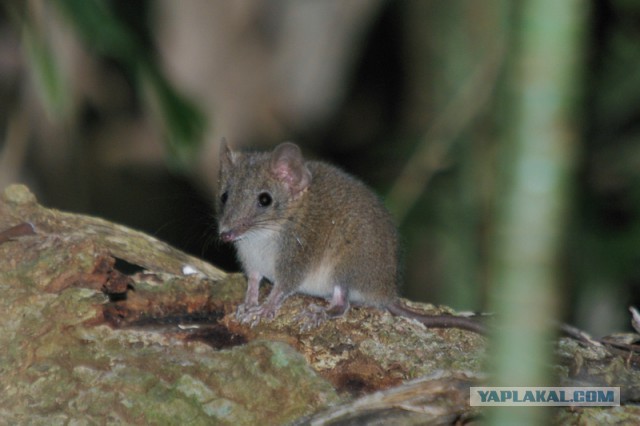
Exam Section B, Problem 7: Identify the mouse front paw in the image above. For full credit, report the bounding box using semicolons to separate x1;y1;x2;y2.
235;302;254;319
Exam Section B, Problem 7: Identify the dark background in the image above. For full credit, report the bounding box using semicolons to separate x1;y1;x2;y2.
1;0;638;335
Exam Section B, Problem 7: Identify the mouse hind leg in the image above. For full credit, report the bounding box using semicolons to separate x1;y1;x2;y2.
335;255;398;309
325;284;351;317
297;284;350;331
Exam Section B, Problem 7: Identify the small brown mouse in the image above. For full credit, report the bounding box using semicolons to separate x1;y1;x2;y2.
217;141;484;334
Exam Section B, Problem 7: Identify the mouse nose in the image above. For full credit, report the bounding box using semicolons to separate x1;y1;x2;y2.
220;230;237;243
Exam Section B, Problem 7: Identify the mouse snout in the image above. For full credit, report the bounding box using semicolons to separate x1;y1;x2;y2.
219;221;249;242
220;229;239;243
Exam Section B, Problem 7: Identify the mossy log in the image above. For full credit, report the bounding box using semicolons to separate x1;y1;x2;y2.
0;184;637;424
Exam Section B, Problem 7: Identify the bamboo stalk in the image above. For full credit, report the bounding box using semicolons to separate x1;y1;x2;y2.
488;1;588;425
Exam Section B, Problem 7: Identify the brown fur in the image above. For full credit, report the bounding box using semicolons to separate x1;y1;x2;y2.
218;142;484;333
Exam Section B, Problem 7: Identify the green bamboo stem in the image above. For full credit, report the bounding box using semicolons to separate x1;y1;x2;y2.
487;1;588;425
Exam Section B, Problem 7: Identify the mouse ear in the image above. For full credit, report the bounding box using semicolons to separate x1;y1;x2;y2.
270;142;312;196
220;138;236;171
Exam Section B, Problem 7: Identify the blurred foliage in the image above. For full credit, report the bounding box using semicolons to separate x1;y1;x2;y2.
21;22;70;119
34;0;204;168
569;0;640;334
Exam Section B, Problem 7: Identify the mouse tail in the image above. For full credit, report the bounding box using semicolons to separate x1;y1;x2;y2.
387;302;486;335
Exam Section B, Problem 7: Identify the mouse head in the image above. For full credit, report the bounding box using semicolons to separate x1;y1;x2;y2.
217;141;312;242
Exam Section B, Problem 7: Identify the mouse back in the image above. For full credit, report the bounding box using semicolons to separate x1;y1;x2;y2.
297;160;401;305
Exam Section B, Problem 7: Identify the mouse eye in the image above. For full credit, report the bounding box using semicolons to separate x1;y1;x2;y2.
258;192;272;207
220;191;228;205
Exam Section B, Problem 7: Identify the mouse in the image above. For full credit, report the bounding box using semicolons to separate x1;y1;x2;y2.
217;141;485;334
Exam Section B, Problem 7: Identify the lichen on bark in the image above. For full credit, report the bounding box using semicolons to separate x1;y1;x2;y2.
3;184;636;424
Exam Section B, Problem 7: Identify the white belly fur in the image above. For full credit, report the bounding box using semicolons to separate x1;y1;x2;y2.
237;232;348;301
298;265;367;302
235;228;278;281
297;260;335;298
